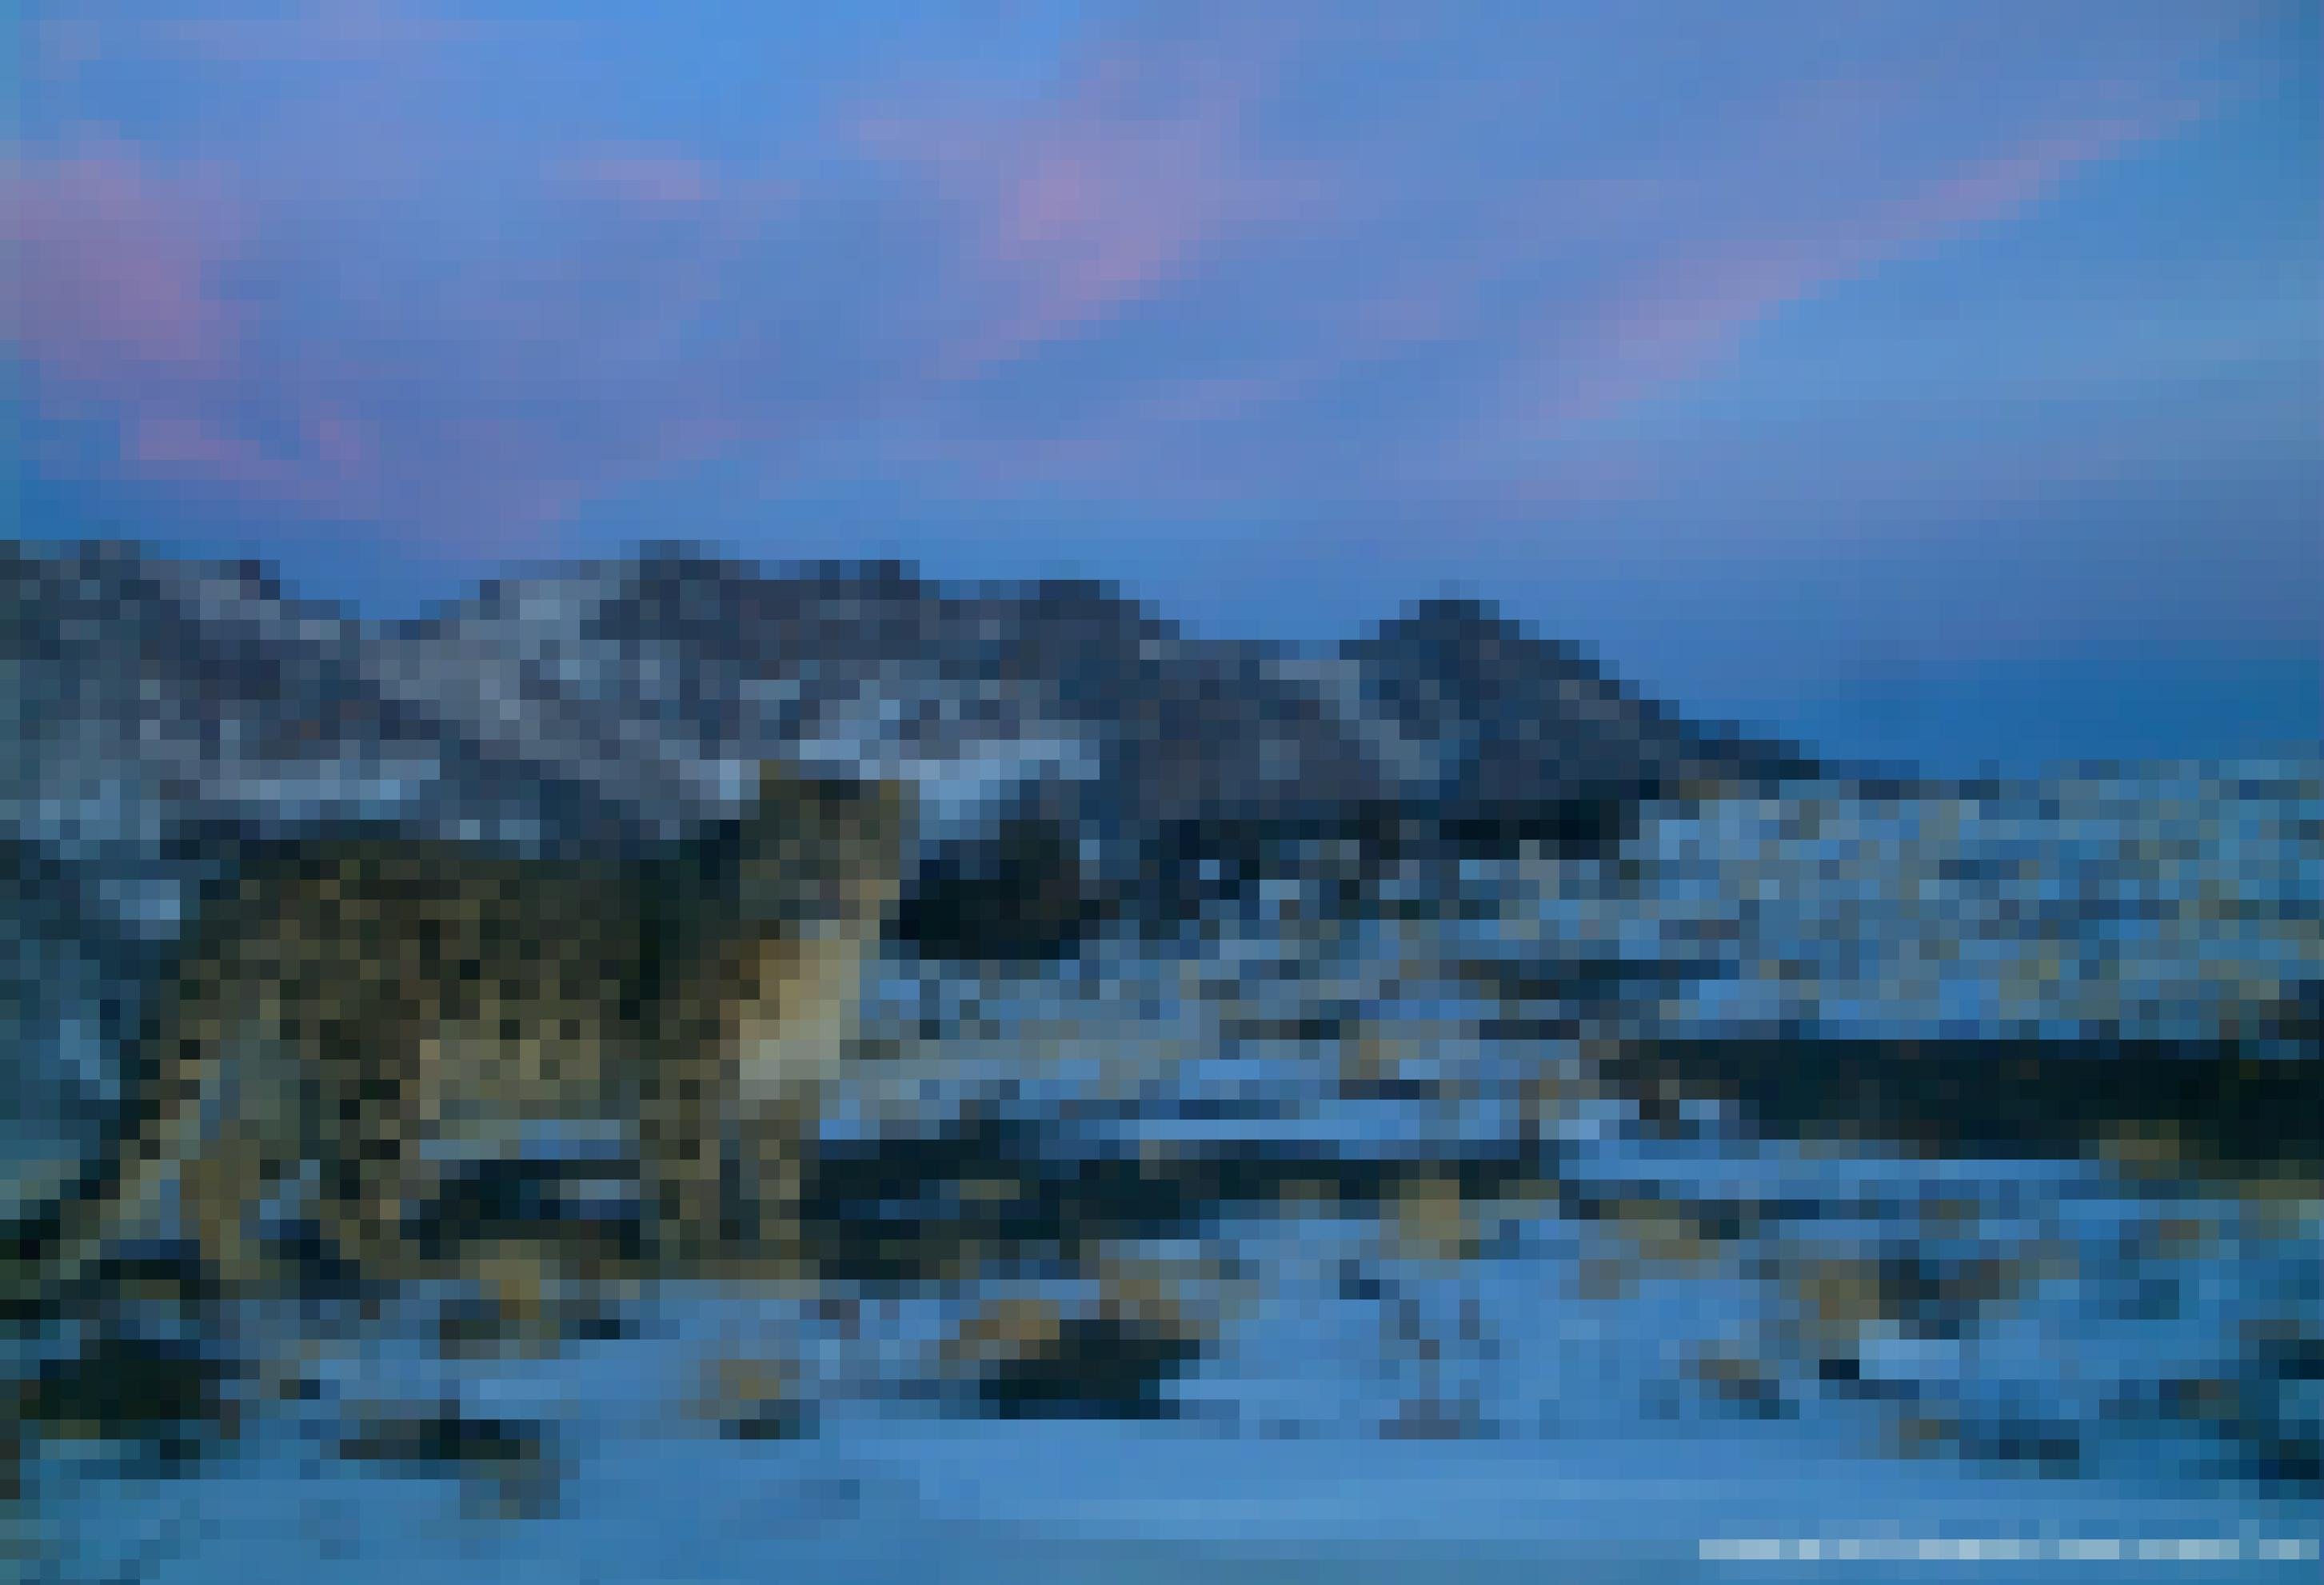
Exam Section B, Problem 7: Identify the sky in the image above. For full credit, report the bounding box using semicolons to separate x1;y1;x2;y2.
7;1;2319;772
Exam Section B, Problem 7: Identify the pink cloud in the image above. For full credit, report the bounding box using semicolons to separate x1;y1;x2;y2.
6;3;2267;554
854;14;1327;387
1512;96;2218;435
894;74;2218;516
5;149;401;517
5;130;808;548
309;409;372;472
99;397;385;521
3;150;244;389
1863;103;2209;252
130;413;302;495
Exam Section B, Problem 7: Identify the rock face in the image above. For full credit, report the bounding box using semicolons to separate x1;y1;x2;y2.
895;800;1111;967
3;542;1809;944
0;541;1829;1220
1336;597;1807;809
11;545;2322;1519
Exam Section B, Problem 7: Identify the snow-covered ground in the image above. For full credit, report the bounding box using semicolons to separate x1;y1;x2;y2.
12;740;2319;1583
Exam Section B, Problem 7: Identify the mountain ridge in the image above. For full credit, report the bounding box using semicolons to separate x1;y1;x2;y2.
6;540;1817;860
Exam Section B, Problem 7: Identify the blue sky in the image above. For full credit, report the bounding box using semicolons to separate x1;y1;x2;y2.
8;1;2318;771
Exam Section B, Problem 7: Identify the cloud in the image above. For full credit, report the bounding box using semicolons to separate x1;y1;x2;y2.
3;150;243;389
851;13;1324;388
825;7;2244;506
1529;102;2214;431
6;2;2281;549
6;129;809;547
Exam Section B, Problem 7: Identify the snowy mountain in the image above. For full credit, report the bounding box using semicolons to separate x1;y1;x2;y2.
6;541;2314;1204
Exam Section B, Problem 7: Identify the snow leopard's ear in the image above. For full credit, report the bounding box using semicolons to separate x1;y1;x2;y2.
753;756;805;808
853;772;918;842
752;759;916;837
